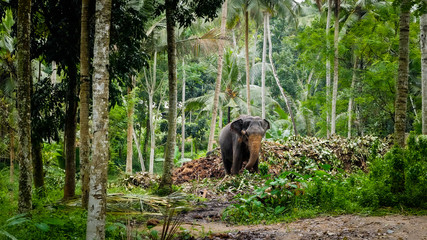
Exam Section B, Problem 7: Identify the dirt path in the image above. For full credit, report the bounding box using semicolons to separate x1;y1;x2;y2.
150;198;426;240
178;214;427;240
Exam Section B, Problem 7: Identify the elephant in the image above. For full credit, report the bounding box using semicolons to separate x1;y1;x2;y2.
219;115;270;175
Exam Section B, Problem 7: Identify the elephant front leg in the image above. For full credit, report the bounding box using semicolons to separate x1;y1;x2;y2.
231;151;242;175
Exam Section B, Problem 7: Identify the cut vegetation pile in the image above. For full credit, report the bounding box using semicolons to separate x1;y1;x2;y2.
170;136;392;184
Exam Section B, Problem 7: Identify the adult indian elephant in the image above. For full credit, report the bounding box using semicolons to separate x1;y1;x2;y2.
219;115;270;175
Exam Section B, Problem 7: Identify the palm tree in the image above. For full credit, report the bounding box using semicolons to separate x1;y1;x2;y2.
86;0;112;238
257;0;298;129
208;0;228;152
348;54;357;138
17;0;32;214
330;0;340;135
159;0;179;190
394;0;410;147
266;14;298;135
228;0;259;115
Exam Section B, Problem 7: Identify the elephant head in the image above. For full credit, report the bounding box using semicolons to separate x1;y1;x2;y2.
230;115;270;170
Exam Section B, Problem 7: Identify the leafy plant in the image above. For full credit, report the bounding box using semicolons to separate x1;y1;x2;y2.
0;214;29;240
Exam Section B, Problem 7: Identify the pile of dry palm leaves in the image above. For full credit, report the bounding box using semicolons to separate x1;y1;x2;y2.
171;136;391;184
124;172;161;189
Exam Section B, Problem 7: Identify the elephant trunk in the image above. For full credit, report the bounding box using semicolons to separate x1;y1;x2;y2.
245;135;263;170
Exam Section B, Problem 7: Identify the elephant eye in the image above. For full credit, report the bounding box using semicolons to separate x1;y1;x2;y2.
243;121;250;129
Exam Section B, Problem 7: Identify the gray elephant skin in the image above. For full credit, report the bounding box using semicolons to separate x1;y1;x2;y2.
219;115;270;175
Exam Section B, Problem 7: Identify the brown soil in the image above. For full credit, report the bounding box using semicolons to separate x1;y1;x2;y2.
150;198;427;240
181;214;427;240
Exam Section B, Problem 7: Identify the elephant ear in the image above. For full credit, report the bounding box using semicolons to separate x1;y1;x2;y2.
230;119;244;134
262;119;270;130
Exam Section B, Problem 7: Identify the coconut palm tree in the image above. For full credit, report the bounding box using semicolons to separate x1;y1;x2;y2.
208;0;228;152
394;0;411;147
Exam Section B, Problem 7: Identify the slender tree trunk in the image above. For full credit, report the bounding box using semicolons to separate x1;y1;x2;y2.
148;92;155;174
266;14;298;135
132;131;145;172
219;107;223;131
261;12;268;119
421;14;427;135
245;10;251;115
331;0;340;135
326;0;332;137
207;0;227;152
148;51;157;174
251;29;257;82
160;0;179;190
32;61;44;196
181;59;186;162
64;64;78;200
51;61;57;84
86;0;111;238
395;0;410;147
126;81;135;175
348;55;358;138
9;129;14;182
80;0;91;209
143;117;149;163
17;0;32;214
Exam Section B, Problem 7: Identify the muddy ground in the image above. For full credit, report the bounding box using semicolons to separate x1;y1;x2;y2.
149;198;427;240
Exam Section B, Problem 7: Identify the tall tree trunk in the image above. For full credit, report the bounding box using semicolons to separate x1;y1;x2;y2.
331;0;340;135
207;0;227;152
421;14;427;135
251;29;257;84
126;80;135;175
395;0;410;147
32;61;44;196
245;10;251;115
86;0;111;238
9;129;14;182
326;0;332;137
80;0;91;210
148;92;155;174
261;12;268;119
64;64;78;200
148;51;157;173
17;0;32;214
348;55;358;138
160;0;179;190
266;14;298;135
181;59;186;162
